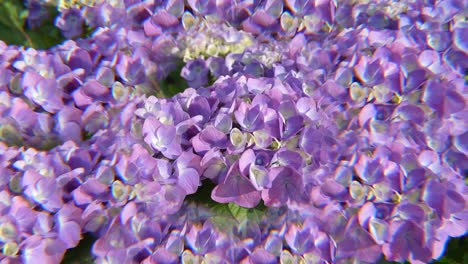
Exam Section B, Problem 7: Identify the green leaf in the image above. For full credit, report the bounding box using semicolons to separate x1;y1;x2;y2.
227;202;266;224
210;203;233;219
0;0;25;28
0;22;26;46
0;0;65;48
0;0;28;45
227;203;247;222
436;258;459;264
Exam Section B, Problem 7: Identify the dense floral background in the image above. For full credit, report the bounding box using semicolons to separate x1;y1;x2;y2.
0;0;467;263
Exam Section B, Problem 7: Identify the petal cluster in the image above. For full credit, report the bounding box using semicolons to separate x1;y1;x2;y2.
0;0;467;263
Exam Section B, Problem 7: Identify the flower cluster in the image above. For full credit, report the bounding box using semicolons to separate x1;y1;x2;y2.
0;0;467;263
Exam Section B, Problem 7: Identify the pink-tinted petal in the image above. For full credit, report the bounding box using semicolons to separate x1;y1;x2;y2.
359;104;377;127
121;202;137;225
423;80;444;113
239;149;256;175
178;168;200;195
152;10;179;28
358;202;376;227
59;221;81;249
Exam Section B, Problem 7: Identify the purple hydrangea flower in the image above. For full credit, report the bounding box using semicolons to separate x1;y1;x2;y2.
192;126;228;154
55;8;84;39
23;76;64;113
212;161;261;208
115;53;146;86
143;116;182;159
262;166;308;207
234;103;265;132
181;59;209;88
382;220;432;263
